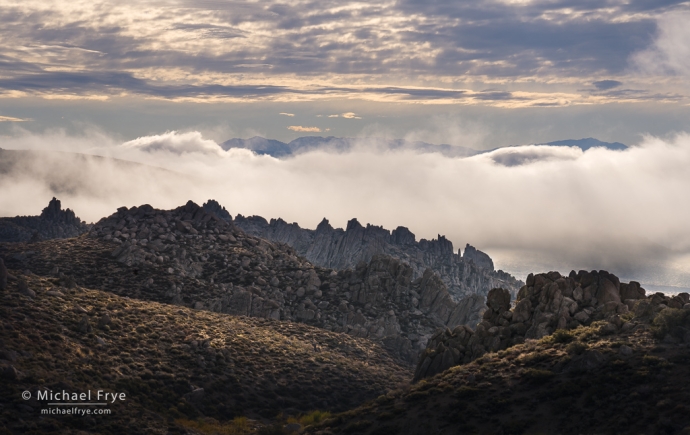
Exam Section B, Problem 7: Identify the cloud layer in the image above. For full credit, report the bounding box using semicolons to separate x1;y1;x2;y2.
2;128;690;288
0;0;687;106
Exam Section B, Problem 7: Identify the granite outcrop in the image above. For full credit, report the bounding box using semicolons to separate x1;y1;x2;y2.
233;214;523;302
413;269;688;380
0;197;90;242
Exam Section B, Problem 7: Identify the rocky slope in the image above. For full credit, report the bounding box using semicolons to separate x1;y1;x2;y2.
0;268;411;434
233;214;522;302
413;270;674;381
0;201;483;364
304;310;690;435
0;198;90;243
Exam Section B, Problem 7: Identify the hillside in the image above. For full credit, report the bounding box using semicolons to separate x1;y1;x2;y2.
0;268;411;434
304;283;690;434
0;200;481;364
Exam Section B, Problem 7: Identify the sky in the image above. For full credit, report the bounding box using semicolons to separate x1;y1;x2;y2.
0;0;689;145
1;0;690;289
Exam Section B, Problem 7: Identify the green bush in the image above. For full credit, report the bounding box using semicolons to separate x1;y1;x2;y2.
652;308;689;340
551;329;575;344
566;341;588;355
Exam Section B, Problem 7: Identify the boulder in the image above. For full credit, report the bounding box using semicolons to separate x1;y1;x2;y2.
620;281;645;300
486;288;511;313
596;278;621;304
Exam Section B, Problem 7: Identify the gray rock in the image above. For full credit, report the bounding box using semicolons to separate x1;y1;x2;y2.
17;279;35;298
1;365;19;381
77;315;93;333
98;314;112;328
234;214;523;302
185;387;205;403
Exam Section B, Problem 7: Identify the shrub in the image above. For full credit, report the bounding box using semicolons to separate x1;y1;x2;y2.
521;368;555;384
175;416;252;435
652;308;689;340
299;410;331;426
550;329;575;344
566;341;588;355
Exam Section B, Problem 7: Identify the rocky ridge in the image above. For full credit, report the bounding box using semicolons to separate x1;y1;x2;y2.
414;269;688;381
233;214;522;302
304;308;690;435
1;200;485;364
0;197;90;243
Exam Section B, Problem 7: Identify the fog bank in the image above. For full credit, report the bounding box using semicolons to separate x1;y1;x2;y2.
1;128;689;287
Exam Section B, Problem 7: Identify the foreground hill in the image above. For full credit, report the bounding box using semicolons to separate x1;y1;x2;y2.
305;308;690;434
0;269;411;434
0;200;480;364
299;270;690;434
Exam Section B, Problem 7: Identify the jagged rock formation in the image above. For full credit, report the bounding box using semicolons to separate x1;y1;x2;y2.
462;243;493;270
1;201;483;364
413;269;687;381
233;214;522;302
0;197;90;242
202;199;232;221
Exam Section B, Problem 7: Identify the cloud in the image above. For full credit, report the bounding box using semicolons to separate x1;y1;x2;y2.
279;112;294;117
632;11;690;77
3;129;690;288
0;115;30;122
482;145;582;167
328;115;339;118
121;131;223;155
0;0;684;105
593;80;623;90
341;112;362;119
287;126;321;132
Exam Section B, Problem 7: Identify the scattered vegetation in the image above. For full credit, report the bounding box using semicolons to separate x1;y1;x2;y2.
176;417;253;435
652;308;690;340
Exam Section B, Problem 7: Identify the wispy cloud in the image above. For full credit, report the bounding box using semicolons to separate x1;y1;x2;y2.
288;125;321;132
279;112;295;117
0;115;31;122
632;11;690;78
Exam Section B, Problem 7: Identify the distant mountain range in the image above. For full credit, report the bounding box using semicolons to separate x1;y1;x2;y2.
221;136;628;158
538;138;627;151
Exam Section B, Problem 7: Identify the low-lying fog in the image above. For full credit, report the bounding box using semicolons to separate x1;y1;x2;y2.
1;128;689;290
